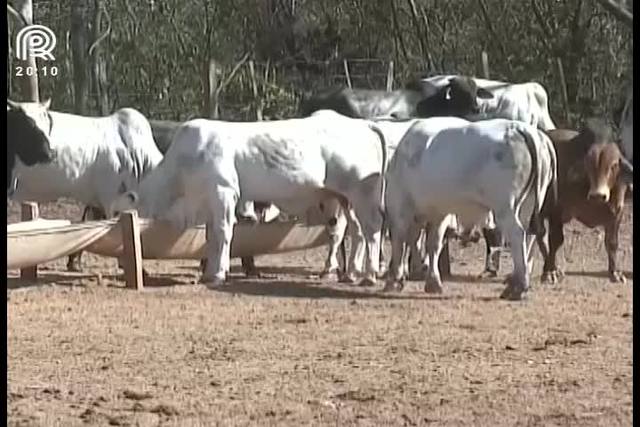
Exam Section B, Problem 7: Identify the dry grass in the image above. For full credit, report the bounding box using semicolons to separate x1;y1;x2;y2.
7;200;633;426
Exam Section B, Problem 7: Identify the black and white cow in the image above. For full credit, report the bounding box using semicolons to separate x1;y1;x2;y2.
8;100;163;271
7;99;56;193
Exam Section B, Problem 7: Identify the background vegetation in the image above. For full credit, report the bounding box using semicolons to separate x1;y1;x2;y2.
7;0;633;128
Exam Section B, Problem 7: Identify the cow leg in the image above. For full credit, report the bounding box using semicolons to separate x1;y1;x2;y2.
351;202;384;287
423;216;450;294
339;207;366;283
339;239;348;276
68;206;108;272
202;187;237;288
67;206;92;271
407;224;426;280
241;256;260;277
498;211;530;301
378;223;388;277
605;219;626;283
321;207;348;281
383;211;412;292
478;227;502;278
439;239;452;279
203;257;255;281
541;215;564;284
422;224;452;280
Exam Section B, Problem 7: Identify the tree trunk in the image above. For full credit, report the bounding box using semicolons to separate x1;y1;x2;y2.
13;0;39;102
91;0;109;115
71;0;91;114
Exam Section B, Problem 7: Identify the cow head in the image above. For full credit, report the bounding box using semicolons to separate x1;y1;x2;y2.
7;98;56;166
415;76;494;119
108;190;139;218
578;121;633;203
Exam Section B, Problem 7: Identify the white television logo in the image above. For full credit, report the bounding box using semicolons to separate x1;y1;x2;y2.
16;24;57;61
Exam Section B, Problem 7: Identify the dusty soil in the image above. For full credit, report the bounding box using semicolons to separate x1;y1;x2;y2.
7;199;633;426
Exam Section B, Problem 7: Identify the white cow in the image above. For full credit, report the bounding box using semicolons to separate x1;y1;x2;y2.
109;111;389;287
310;116;421;281
384;118;557;301
416;75;557;131
620;91;633;163
9;100;163;270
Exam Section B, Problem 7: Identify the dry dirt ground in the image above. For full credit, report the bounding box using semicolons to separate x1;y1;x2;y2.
7;200;633;426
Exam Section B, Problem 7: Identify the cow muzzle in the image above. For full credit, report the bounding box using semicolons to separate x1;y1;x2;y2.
587;186;610;203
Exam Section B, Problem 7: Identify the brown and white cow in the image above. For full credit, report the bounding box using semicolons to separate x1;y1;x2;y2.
538;119;633;284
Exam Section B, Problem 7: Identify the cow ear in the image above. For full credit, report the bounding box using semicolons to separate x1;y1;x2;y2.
618;156;634;185
476;88;494;99
126;191;138;204
41;99;52;109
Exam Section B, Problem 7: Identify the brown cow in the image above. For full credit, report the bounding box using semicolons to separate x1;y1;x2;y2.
539;119;633;284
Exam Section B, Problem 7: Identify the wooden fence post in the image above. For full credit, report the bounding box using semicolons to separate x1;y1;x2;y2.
120;210;143;290
556;58;571;126
386;60;394;91
343;59;352;88
481;51;490;79
19;202;39;280
248;60;263;121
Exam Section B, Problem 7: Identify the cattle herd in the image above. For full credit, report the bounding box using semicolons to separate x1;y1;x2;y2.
7;74;634;301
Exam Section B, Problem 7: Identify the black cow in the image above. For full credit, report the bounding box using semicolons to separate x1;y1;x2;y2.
300;76;494;121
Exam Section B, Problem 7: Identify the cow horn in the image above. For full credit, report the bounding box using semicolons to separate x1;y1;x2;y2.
7;99;20;110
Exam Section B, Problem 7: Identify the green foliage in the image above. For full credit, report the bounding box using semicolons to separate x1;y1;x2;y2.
12;0;633;127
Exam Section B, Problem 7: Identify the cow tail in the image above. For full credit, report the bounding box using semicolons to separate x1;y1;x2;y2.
368;123;388;216
543;131;559;212
515;125;542;236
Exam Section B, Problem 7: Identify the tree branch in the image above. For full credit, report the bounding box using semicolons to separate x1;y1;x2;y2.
7;5;28;27
88;2;111;56
216;52;250;95
594;0;632;27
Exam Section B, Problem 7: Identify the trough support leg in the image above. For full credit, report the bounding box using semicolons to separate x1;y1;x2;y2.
20;202;39;280
120;210;144;291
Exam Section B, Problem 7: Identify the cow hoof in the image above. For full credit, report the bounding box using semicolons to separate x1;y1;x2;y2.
339;273;358;284
477;269;498;279
424;276;443;294
359;276;377;287
500;276;529;301
609;271;627;284
382;281;403;292
201;275;226;289
541;270;562;284
320;270;340;282
499;286;528;301
67;263;83;273
243;269;262;278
